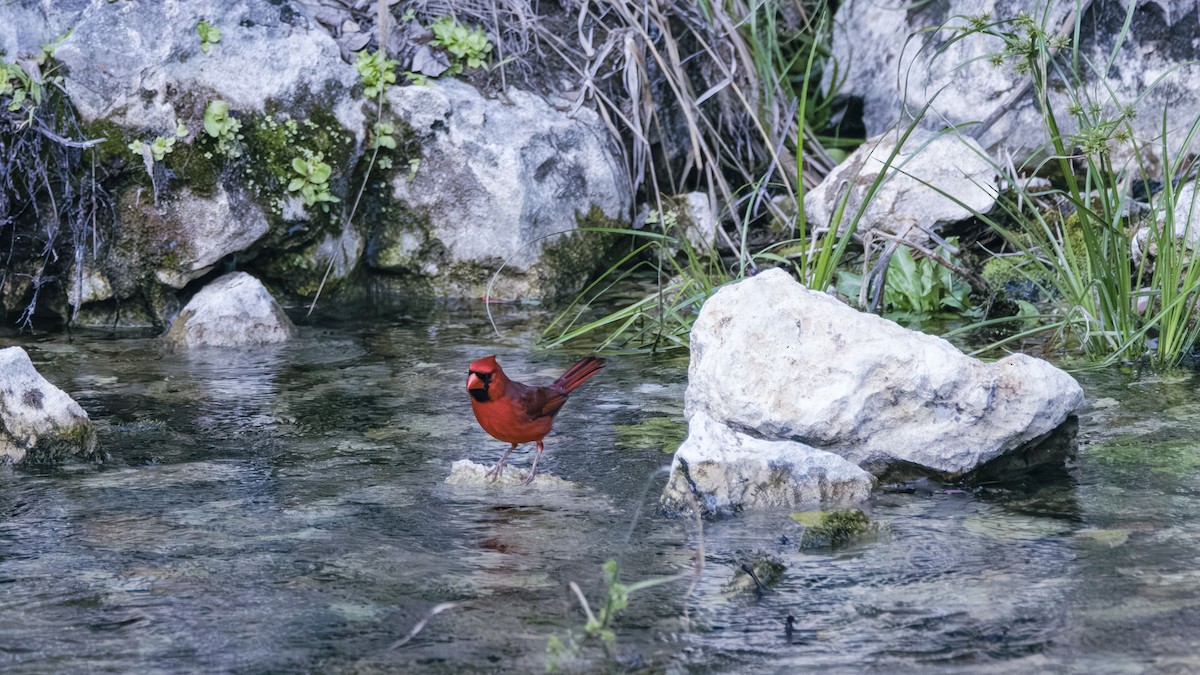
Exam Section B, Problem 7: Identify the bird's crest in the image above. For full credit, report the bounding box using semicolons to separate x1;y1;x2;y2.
469;355;500;374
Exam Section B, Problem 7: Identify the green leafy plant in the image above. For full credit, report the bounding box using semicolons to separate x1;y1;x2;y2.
196;20;221;53
371;122;396;150
355;50;398;99
202;99;243;157
288;151;340;211
127;136;174;162
0;61;43;125
837;238;975;320
545;559;685;671
429;16;493;75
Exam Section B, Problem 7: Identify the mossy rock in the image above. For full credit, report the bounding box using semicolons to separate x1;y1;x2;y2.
724;552;786;595
791;509;872;549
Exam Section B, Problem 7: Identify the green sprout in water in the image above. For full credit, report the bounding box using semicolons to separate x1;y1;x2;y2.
196;20;221;53
355;50;398;99
430;16;493;75
289;152;340;211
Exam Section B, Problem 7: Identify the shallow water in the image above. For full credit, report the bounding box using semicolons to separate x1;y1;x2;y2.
2;307;1200;673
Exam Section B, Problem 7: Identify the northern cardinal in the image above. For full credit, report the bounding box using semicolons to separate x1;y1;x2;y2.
466;355;605;484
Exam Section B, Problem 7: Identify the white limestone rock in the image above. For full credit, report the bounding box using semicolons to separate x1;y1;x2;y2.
163;272;296;348
0;347;97;464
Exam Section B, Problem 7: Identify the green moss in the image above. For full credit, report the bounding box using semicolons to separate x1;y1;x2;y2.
535;205;624;299
1088;438;1200;477
239;102;356;236
791;509;871;549
614;415;686;453
80;117;136;167
23;422;100;463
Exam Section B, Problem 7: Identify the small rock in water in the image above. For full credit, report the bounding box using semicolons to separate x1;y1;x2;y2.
791;509;873;549
0;347;99;464
724;552;786;596
444;459;582;489
163;272;296;348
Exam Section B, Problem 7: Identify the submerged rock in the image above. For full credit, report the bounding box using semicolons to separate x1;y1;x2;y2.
163;272;296;348
724;552;786;595
665;269;1084;512
444;459;583;489
804;129;998;244
374;79;631;299
792;509;873;549
0;347;97;464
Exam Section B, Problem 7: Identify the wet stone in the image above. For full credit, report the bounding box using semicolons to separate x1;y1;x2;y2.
444;459;584;489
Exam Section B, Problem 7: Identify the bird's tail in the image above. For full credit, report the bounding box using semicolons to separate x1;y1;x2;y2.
555;356;606;394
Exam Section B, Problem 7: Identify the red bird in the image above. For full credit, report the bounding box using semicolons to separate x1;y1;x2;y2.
466;355;605;484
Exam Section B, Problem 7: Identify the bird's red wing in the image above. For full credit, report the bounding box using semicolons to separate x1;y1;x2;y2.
512;381;568;420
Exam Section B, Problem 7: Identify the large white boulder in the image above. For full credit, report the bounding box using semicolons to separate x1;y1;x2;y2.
667;269;1085;512
373;79;631;298
0;347;97;464
163;272;296;348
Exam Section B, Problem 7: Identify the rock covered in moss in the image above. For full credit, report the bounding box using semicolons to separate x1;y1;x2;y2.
0;347;97;464
373;79;631;299
163;272;296;348
792;509;872;549
724;552;787;595
102;185;271;302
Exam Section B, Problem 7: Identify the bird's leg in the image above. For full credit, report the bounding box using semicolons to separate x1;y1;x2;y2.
488;443;518;481
522;440;545;485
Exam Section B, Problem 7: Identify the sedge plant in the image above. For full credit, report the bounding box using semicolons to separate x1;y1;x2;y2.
931;5;1200;367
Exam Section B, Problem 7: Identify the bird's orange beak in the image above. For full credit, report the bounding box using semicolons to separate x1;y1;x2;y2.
466;373;484;391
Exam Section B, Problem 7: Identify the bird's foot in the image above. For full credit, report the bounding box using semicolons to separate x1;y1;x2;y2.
487;462;506;482
521;469;537;485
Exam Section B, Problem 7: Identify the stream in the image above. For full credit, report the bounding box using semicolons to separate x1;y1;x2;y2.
2;306;1199;673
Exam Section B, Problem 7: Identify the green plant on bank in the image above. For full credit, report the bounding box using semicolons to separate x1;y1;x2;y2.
127;119;188;163
127;135;173;161
355;49;398;99
202;99;242;157
429;16;493;75
935;5;1200;367
1;29;109;328
371;122;395;169
836;238;975;320
0;28;68;125
288;151;339;211
196;19;221;53
540;211;729;352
